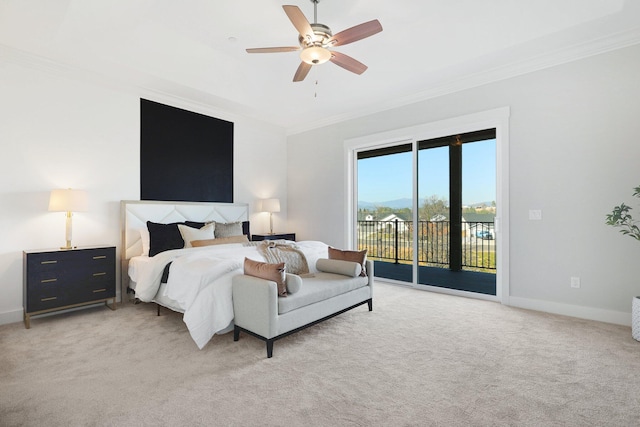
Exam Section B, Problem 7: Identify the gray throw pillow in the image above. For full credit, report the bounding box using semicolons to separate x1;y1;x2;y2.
214;221;243;238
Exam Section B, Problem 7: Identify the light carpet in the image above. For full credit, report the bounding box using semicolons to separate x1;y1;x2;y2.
1;282;639;427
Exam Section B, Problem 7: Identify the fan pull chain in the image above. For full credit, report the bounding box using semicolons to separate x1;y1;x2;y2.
315;79;318;98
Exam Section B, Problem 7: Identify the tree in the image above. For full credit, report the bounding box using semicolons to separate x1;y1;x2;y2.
419;195;449;221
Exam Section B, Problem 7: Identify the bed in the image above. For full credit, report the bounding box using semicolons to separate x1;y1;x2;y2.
120;200;329;349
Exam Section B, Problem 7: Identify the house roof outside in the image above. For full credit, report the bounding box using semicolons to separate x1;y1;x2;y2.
359;212;495;223
379;213;410;222
462;212;496;223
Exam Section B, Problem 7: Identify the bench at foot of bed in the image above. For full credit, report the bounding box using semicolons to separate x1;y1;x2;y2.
232;259;373;358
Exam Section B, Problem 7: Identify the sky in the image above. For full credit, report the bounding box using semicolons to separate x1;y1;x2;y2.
358;139;496;206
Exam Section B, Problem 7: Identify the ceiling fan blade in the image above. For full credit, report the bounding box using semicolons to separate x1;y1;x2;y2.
246;46;301;54
283;5;314;40
327;19;383;47
330;51;368;75
293;62;312;82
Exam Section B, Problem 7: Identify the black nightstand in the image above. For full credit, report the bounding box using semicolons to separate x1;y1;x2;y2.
23;245;116;328
252;233;296;242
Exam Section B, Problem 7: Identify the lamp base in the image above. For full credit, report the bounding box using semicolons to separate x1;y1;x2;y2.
62;213;75;250
60;240;75;250
269;212;274;235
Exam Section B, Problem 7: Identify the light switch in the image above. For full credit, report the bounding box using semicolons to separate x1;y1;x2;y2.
529;209;542;220
570;277;580;288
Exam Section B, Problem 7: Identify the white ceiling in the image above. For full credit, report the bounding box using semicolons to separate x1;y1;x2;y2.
1;0;639;134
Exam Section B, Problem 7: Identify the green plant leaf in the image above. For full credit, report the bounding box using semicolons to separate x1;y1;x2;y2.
606;187;640;241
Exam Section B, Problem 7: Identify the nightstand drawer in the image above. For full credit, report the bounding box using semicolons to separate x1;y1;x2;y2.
252;233;296;241
29;271;63;286
88;270;114;282
27;252;72;273
28;294;65;312
26;280;79;312
84;248;115;265
79;285;116;302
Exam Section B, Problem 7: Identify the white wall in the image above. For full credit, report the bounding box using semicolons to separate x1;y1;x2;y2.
0;61;288;324
287;43;640;324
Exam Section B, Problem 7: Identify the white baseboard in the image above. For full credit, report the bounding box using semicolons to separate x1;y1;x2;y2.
378;278;632;327
508;296;632;326
0;292;122;326
0;308;24;325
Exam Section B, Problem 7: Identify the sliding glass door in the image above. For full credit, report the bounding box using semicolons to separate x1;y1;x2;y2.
356;130;497;295
357;144;413;283
417;130;496;294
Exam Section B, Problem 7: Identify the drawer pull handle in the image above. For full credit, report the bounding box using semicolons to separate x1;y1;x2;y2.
93;272;106;277
93;256;107;260
41;297;57;302
41;278;57;283
40;260;57;265
93;289;106;293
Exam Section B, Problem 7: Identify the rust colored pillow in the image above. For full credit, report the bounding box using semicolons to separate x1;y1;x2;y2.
191;235;249;247
328;247;367;277
243;258;287;296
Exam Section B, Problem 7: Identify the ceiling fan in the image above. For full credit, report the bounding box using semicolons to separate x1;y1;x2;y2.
246;0;383;82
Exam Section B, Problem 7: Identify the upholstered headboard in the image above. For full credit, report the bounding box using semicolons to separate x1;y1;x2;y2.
120;200;249;296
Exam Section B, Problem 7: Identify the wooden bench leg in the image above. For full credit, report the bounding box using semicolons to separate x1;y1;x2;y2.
266;340;274;358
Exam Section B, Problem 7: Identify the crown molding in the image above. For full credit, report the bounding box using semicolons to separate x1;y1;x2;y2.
0;44;282;131
3;23;640;139
286;27;640;136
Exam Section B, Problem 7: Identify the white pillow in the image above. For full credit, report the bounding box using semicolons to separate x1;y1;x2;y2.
316;258;362;277
139;228;150;257
178;223;215;248
285;274;303;294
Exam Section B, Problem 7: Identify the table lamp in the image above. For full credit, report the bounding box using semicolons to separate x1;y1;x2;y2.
48;188;88;249
261;198;280;235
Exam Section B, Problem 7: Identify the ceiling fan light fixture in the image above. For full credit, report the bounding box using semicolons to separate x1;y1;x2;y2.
300;46;331;65
246;2;383;82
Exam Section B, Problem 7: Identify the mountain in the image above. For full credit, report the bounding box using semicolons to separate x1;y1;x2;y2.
358;198;420;210
359;198;495;210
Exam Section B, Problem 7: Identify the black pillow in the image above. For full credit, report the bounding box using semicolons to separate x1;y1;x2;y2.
185;221;206;229
147;221;204;257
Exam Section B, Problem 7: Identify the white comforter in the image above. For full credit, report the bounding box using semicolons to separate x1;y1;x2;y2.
129;241;329;349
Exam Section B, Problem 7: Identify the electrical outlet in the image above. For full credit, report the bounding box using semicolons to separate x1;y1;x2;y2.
570;277;580;288
529;209;542;220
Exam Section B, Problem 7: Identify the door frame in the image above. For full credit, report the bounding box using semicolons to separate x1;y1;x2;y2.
344;107;510;304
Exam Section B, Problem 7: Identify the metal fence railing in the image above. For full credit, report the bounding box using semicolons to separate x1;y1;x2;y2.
357;219;496;271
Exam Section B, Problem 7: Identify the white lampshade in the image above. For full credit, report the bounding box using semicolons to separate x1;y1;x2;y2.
48;189;88;212
261;198;280;213
300;46;332;65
